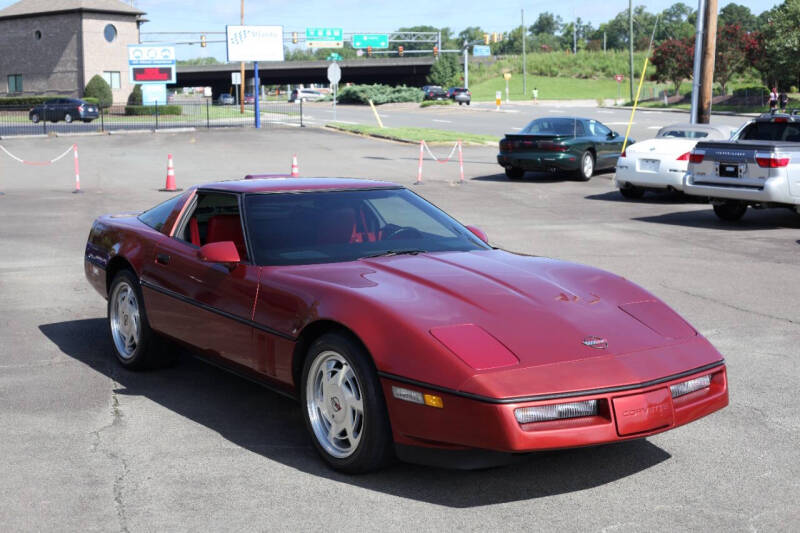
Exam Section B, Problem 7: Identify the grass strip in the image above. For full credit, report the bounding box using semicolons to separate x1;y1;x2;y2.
327;122;499;145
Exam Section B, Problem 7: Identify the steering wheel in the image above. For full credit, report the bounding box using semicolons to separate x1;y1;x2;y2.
382;224;423;240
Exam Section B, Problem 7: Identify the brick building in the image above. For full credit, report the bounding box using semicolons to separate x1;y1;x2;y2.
0;0;145;102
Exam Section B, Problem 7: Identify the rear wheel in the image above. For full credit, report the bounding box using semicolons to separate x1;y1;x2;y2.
575;151;595;181
64;113;73;124
108;270;169;369
713;200;748;221
30;113;40;123
619;185;645;199
505;166;524;179
301;332;393;473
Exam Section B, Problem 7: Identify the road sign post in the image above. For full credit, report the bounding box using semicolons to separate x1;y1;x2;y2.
327;62;342;122
254;62;260;128
615;74;623;102
503;72;511;103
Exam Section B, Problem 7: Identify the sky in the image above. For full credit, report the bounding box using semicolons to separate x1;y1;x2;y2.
0;0;783;60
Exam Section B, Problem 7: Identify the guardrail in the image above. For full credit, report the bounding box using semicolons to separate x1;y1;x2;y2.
0;100;303;137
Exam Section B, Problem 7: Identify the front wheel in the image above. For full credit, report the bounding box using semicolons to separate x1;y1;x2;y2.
713;200;748;221
30;113;40;123
107;270;166;369
505;166;525;179
301;332;393;473
575;151;595;181
64;113;73;124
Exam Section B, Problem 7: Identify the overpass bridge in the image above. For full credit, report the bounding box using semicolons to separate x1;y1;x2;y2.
176;58;435;96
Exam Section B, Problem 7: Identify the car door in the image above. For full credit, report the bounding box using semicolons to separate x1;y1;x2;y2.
140;190;261;371
588;119;619;169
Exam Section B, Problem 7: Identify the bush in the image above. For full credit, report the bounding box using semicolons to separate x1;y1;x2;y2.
336;84;423;104
127;85;143;106
82;97;99;105
84;74;112;108
420;99;453;107
0;95;70;107
124;105;182;116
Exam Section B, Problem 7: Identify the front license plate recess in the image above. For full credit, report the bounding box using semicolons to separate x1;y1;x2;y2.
612;388;673;436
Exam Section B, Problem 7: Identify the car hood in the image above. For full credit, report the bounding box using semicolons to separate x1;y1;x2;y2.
625;138;699;158
286;249;699;372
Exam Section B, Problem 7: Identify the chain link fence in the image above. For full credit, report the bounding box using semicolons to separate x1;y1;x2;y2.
0;99;304;137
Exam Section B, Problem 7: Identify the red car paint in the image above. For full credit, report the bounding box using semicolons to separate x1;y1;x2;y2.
85;178;728;458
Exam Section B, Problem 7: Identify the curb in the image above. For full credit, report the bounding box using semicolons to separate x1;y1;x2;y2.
324;125;497;146
602;106;760;118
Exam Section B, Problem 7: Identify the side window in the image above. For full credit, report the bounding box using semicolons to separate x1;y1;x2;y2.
592;121;611;137
138;194;185;232
177;192;248;261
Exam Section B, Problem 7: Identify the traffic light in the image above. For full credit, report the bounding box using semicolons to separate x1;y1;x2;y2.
292;32;298;44
492;32;498;43
433;45;438;58
200;35;206;47
367;46;373;57
484;33;490;45
398;45;404;57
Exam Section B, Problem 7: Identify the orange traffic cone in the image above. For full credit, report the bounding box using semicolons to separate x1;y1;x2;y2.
290;154;299;177
160;154;182;192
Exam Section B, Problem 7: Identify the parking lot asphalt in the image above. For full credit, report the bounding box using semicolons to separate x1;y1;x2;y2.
0;125;798;531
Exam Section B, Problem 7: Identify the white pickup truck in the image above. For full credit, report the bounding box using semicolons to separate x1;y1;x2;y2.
684;112;800;221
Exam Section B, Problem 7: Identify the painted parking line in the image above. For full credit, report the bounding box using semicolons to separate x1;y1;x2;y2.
604;122;636;125
432;119;453;123
648;126;662;129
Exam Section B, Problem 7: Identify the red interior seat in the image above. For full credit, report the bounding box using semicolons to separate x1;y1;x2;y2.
206;214;247;260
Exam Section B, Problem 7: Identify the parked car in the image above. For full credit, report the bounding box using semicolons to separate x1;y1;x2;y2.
84;177;727;473
29;98;99;124
422;85;448;100
498;117;632;180
448;87;471;105
289;89;324;102
215;93;235;105
684;111;800;221
614;123;737;198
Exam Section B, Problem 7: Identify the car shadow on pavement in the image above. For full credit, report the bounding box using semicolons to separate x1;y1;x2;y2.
472;172;574;183
633;208;800;231
585;190;706;205
40;318;672;507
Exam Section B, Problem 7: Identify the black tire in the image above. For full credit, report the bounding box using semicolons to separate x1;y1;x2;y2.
301;332;394;474
575;151;595;181
459;102;463;105
107;269;169;370
30;113;40;123
619;185;645;199
82;119;93;123
64;113;73;124
505;166;525;179
713;200;748;221
466;101;470;105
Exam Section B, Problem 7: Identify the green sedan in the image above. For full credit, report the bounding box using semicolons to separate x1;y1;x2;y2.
497;117;633;181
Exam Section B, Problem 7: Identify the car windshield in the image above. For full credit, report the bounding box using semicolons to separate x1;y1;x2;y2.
243;188;489;266
521;118;583;136
738;121;800;142
659;129;710;139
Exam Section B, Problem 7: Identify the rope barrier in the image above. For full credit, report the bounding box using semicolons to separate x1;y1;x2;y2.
0;144;75;166
415;140;465;184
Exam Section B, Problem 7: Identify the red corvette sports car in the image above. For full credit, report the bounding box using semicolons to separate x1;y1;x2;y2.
84;177;728;473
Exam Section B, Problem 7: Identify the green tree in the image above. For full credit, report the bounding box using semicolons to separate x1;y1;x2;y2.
714;24;753;94
751;1;800;90
530;12;563;36
457;26;485;46
426;53;460;87
651;37;694;93
84;74;112;108
176;57;221;66
657;2;695;41
719;3;759;32
127;84;142;105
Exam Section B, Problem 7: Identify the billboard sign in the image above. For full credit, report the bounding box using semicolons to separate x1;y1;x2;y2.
128;45;175;84
226;25;284;62
473;45;491;57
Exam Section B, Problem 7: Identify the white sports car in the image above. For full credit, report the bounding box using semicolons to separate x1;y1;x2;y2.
614;123;738;198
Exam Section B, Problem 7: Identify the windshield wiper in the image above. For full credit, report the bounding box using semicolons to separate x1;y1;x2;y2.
361;249;427;259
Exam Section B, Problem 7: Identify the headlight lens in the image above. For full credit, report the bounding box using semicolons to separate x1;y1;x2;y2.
670;375;711;398
515;400;597;424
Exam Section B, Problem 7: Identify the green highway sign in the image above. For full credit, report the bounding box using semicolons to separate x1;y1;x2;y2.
306;27;343;48
351;34;389;49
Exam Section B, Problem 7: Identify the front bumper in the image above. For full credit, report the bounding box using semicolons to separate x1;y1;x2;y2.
684;174;798;205
382;363;727;459
497;152;579;172
615;158;687;190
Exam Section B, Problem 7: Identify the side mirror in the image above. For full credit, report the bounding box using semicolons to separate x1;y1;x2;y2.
198;241;240;266
608;131;618;139
466;225;489;244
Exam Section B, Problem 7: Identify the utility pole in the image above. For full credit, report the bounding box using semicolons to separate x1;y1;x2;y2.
690;0;706;124
573;12;577;54
239;0;245;115
463;41;468;89
629;0;634;101
522;9;527;97
698;0;718;123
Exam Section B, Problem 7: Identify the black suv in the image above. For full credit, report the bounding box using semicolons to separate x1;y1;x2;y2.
29;98;99;124
422;85;448;100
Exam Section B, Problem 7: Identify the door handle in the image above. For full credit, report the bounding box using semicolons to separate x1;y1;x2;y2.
156;253;171;265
